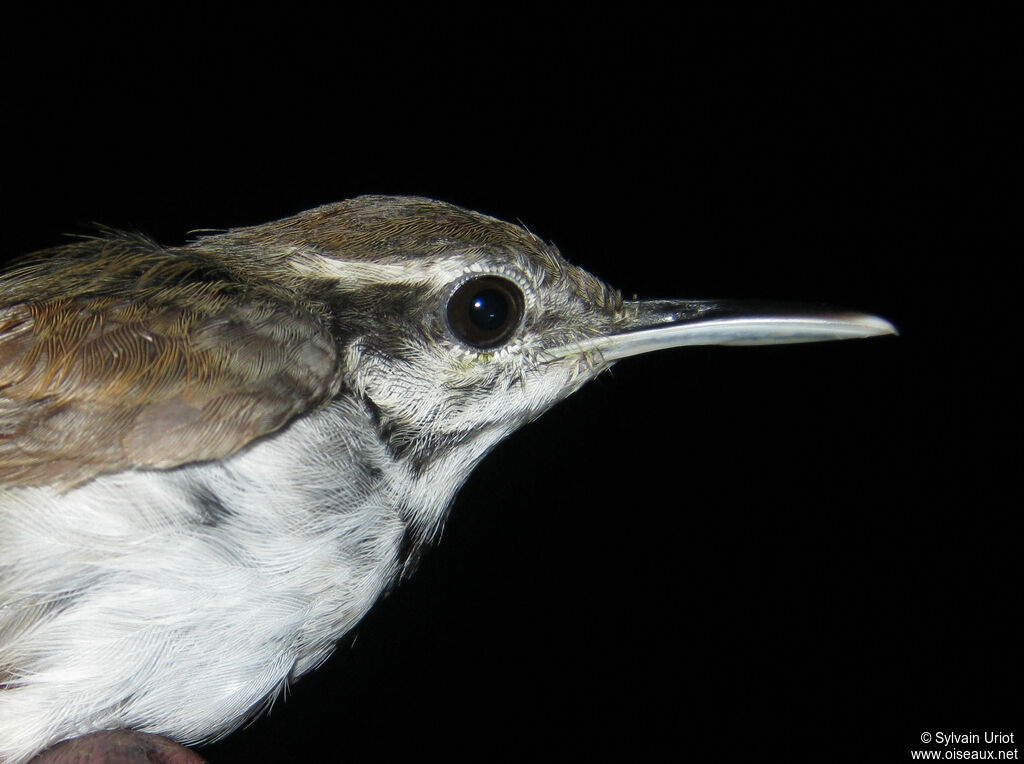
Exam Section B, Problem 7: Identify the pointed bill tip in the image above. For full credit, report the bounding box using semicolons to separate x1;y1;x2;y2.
821;311;898;338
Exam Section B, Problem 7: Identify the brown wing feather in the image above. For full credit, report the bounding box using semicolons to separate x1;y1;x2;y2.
0;237;342;489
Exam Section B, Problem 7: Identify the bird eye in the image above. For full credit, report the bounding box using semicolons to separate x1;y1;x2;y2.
445;276;525;349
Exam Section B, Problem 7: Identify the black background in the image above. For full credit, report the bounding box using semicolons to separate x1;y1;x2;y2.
2;7;1016;763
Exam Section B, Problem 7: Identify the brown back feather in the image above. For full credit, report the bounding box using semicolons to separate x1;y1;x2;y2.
0;234;342;489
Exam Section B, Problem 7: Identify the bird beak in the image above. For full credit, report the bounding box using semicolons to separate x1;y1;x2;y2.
545;299;897;364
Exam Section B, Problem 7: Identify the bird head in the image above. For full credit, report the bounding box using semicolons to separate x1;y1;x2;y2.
183;195;895;478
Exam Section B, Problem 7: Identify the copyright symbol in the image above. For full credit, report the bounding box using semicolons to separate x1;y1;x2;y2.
921;732;932;743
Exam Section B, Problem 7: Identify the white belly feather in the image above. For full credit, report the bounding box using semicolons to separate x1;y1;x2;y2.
0;400;406;763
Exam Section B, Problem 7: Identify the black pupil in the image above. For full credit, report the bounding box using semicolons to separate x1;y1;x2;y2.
446;276;524;349
469;289;508;331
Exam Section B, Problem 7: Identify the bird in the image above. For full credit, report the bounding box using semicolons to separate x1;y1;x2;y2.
0;195;895;762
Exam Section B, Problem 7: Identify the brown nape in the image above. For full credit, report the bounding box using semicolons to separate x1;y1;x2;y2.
30;731;207;764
